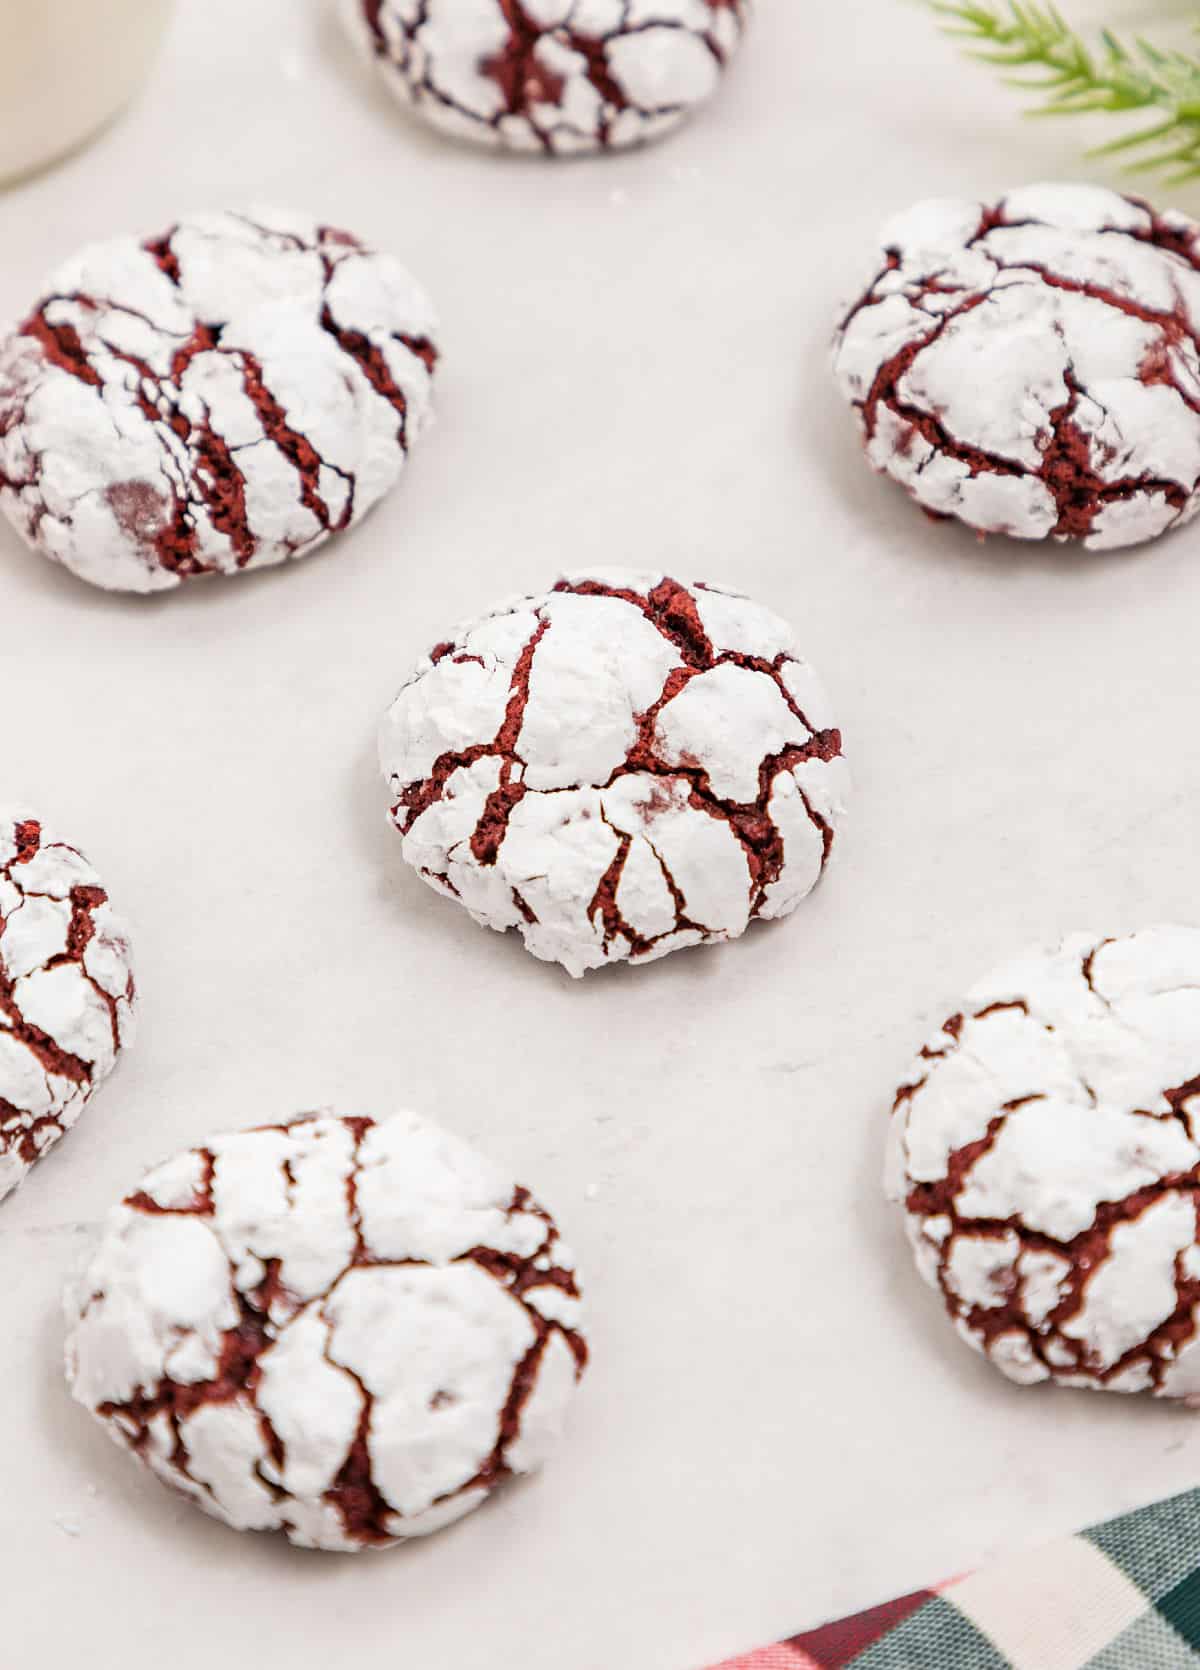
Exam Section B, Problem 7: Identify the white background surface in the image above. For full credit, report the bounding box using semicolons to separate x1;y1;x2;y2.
4;2;1200;1666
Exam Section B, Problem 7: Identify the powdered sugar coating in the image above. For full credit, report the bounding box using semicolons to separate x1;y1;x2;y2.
0;808;135;1203
65;1112;586;1550
833;183;1200;550
379;568;848;977
886;927;1200;1398
0;210;438;593
343;0;751;155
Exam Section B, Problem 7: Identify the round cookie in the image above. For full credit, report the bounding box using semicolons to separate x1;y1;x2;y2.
833;183;1200;551
343;0;751;155
65;1112;586;1550
886;926;1200;1399
0;808;135;1203
379;568;848;977
0;210;438;593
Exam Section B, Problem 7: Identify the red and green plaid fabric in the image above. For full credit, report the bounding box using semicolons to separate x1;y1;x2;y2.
710;1489;1200;1669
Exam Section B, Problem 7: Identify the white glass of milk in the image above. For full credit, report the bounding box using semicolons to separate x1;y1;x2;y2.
0;0;173;186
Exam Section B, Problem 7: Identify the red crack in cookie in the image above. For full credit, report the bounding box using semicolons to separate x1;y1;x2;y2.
832;183;1200;551
378;567;849;977
886;927;1200;1399
65;1112;586;1550
0;210;438;593
343;0;751;154
0;808;135;1202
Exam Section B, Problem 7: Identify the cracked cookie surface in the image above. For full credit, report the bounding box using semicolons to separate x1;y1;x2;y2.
0;209;438;593
379;567;849;977
0;809;135;1203
833;183;1200;550
65;1111;586;1550
343;0;750;155
886;926;1200;1399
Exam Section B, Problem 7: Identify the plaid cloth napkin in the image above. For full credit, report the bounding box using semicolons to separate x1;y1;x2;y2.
710;1489;1200;1669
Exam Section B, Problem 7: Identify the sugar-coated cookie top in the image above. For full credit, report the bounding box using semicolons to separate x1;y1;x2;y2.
834;183;1200;550
0;209;438;592
345;0;751;154
380;568;849;976
66;1112;585;1550
0;808;135;1204
888;926;1200;1397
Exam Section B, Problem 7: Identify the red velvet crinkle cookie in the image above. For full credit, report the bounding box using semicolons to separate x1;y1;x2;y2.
887;927;1200;1400
379;568;849;977
0;210;438;592
343;0;751;155
833;183;1200;550
66;1112;586;1550
0;808;135;1202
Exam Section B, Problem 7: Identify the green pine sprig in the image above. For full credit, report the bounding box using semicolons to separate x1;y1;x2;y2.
925;2;1200;180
